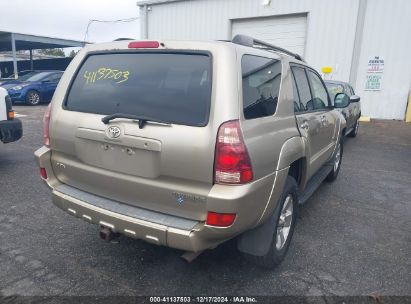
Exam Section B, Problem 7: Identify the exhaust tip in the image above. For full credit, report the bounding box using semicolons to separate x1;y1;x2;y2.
99;226;119;242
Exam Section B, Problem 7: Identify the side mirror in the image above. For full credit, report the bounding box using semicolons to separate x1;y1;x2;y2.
334;93;350;108
350;95;360;103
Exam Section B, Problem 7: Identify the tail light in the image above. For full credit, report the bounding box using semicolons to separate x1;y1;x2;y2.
206;212;236;227
40;168;48;179
128;41;160;48
214;120;253;184
8;110;14;120
43;103;52;147
5;95;14;120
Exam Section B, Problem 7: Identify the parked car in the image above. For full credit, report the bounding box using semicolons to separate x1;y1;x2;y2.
35;35;350;268
1;70;63;105
0;87;22;144
325;80;361;137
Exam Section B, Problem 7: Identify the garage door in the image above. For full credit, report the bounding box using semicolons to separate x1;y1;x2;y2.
232;14;307;56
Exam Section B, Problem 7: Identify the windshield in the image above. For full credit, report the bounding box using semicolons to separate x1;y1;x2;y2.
325;83;344;100
65;52;212;127
19;72;51;82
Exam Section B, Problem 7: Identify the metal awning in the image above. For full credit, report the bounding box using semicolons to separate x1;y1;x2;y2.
137;0;189;6
0;30;87;78
0;31;86;51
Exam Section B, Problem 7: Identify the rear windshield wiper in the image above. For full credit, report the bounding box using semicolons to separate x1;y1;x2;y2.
101;113;171;129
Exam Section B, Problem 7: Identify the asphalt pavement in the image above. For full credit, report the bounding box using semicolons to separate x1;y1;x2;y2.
0;105;410;297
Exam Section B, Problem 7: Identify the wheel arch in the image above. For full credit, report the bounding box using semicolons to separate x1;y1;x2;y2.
237;137;307;257
276;136;309;189
288;157;306;189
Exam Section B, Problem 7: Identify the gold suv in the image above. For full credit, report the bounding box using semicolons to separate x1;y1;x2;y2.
35;35;349;267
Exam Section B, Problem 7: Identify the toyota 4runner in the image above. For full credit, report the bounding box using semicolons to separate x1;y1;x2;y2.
35;35;350;267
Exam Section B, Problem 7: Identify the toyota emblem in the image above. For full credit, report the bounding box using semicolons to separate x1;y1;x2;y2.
106;126;121;139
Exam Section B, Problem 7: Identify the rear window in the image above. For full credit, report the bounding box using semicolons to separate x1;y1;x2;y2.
65;52;212;127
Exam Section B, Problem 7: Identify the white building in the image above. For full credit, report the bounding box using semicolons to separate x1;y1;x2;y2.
137;0;411;120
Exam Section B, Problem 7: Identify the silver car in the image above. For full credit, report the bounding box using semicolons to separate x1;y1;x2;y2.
325;80;361;137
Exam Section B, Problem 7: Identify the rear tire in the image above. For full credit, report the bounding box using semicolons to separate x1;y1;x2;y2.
26;90;41;105
348;119;359;137
325;138;343;182
245;176;298;268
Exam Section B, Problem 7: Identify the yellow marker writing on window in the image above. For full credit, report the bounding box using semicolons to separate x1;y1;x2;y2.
84;68;130;84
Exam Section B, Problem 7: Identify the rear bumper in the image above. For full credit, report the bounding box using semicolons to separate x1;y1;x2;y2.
52;184;204;251
35;146;286;252
0;119;22;143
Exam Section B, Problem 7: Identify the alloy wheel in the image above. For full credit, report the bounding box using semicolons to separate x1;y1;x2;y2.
334;143;341;172
276;194;294;250
28;92;40;105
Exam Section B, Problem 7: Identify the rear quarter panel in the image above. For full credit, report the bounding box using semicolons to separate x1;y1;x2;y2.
236;50;301;179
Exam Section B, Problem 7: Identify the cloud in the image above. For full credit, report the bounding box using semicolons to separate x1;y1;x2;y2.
0;0;140;42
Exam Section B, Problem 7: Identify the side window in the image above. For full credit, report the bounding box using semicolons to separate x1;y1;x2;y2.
291;66;311;112
307;70;329;110
241;55;281;119
344;85;352;96
325;83;344;101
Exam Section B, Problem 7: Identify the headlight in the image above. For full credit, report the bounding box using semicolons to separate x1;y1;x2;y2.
10;83;30;90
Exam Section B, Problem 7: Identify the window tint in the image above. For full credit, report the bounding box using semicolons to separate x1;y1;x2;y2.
242;55;281;119
307;70;328;110
291;66;311;112
65;52;212;127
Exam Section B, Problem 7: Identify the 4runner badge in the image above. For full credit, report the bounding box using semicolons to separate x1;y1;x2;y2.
172;192;207;204
106;126;121;139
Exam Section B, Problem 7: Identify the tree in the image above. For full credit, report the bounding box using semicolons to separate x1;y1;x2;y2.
37;48;65;57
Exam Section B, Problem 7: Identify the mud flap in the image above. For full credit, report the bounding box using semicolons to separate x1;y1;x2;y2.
236;213;278;256
236;174;292;257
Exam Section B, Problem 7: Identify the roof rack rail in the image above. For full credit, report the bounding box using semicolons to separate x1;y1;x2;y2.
113;38;135;41
232;34;305;62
